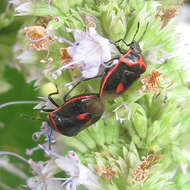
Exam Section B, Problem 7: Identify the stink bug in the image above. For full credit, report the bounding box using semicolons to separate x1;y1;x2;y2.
100;23;149;97
42;88;104;136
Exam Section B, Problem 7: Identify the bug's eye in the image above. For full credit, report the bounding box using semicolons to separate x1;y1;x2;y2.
76;42;79;46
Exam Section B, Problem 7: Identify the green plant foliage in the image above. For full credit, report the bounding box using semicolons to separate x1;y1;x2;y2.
0;0;190;189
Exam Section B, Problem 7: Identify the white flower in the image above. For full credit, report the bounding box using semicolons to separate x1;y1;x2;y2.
27;176;61;190
144;46;172;65
0;147;99;190
27;159;61;190
0;150;61;190
31;121;55;145
55;151;99;190
13;42;43;84
51;27;112;79
16;50;37;64
39;146;99;190
9;0;33;16
9;0;26;7
113;103;132;123
13;43;38;64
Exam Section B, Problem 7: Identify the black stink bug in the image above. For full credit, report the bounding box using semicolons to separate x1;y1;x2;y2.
42;89;104;136
100;23;149;97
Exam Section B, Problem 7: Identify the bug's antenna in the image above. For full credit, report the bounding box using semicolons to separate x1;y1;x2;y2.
122;22;140;46
20;114;44;121
132;22;140;42
137;22;149;43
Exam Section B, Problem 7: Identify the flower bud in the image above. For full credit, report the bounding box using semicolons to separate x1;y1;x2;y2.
132;135;145;148
148;120;160;142
128;142;140;167
59;136;88;153
104;117;120;144
99;2;126;41
88;120;106;147
13;1;61;16
131;103;148;139
76;130;97;150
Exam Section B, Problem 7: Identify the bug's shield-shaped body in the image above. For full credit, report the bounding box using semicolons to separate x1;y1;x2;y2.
100;47;146;96
48;94;104;136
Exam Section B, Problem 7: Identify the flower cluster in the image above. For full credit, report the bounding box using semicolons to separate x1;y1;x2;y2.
0;147;99;190
1;0;190;190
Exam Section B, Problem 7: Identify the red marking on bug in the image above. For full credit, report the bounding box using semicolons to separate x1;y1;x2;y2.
100;49;133;97
76;113;88;120
120;50;146;70
85;119;92;126
100;63;120;97
64;95;96;106
49;113;59;132
116;82;124;94
52;95;96;113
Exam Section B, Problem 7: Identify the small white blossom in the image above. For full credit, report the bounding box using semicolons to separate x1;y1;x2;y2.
27;159;61;190
27;177;61;190
0;151;61;190
31;121;55;144
9;0;33;16
51;27;112;79
13;43;38;64
144;46;172;65
113;103;132;123
0;146;99;190
40;146;99;190
16;50;37;64
9;0;26;7
55;151;99;190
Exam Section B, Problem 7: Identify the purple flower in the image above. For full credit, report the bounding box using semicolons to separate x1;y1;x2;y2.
51;27;112;80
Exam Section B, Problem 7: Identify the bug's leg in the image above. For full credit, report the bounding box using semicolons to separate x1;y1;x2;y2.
48;127;53;150
114;39;129;47
41;105;55;113
137;22;149;43
102;56;120;68
114;22;141;49
41;108;55;112
20;114;44;121
110;40;125;54
64;75;103;102
48;86;60;107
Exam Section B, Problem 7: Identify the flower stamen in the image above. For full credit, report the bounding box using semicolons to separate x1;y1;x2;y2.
141;69;161;94
24;26;53;51
95;165;118;184
132;152;159;183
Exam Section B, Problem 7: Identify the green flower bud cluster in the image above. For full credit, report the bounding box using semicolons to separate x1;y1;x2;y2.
1;0;190;189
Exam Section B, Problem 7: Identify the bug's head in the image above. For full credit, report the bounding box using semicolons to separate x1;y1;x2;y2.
130;41;141;54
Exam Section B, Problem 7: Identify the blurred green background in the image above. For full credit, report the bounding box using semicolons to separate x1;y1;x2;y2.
0;1;43;188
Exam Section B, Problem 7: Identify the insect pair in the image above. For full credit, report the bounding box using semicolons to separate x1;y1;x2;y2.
45;23;148;137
